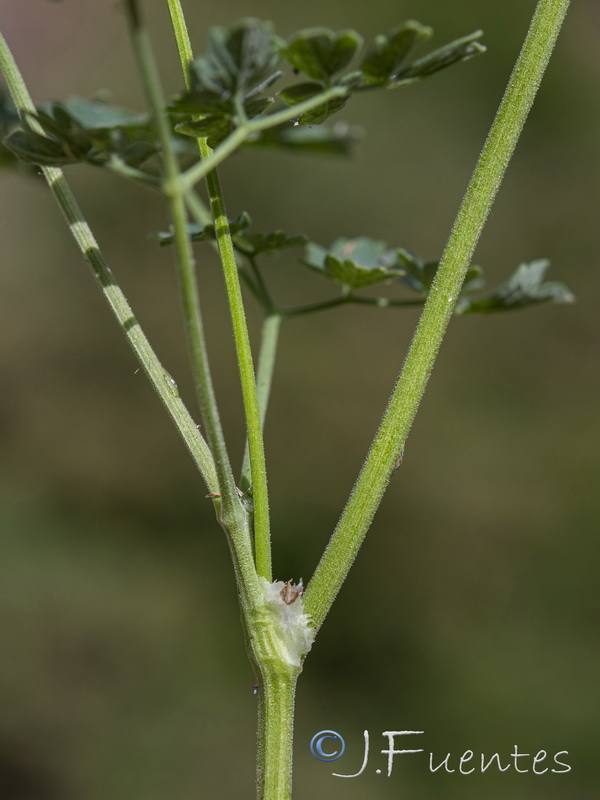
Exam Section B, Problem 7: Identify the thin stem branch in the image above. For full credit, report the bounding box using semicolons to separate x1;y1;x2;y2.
205;162;272;578
349;295;425;309
281;294;425;316
106;156;161;189
123;0;242;523
179;86;348;193
241;314;282;490
183;194;276;494
166;0;272;581
0;30;218;494
182;186;212;225
247;256;275;312
304;0;571;631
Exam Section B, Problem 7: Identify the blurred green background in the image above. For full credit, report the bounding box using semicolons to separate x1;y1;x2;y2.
1;0;599;798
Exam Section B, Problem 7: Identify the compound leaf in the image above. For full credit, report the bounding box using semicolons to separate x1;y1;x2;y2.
245;120;360;156
234;230;307;257
3;128;78;166
303;237;405;290
175;115;234;147
455;260;575;314
278;82;324;106
277;76;352;125
279;28;363;84
2;98;157;168
60;96;148;131
360;21;432;85
392;30;485;86
295;94;350;125
189;18;279;99
397;248;439;293
154;211;252;246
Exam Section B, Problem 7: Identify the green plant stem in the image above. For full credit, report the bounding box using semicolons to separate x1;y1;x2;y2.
206;162;273;578
107;156;161;188
123;9;274;717
256;670;298;800
282;294;425;316
304;0;571;631
241;314;282;490
179;87;348;193
166;0;326;213
247;256;275;311
0;28;218;495
123;0;242;524
184;190;266;305
182;186;212;225
166;0;272;581
166;6;296;797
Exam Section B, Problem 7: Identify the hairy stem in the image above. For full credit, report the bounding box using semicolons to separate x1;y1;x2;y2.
124;2;266;678
166;0;272;581
304;0;571;630
183;190;288;315
184;190;265;305
165;7;295;799
256;670;298;800
203;160;273;579
0;29;218;494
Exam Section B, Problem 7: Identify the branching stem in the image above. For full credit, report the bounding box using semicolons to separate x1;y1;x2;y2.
0;29;219;495
123;0;242;523
281;294;425;316
179;86;348;193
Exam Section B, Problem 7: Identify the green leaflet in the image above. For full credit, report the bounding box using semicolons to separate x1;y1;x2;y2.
303;237;405;290
456;260;575;314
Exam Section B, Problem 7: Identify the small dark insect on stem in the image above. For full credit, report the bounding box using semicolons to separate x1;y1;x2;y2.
279;580;303;605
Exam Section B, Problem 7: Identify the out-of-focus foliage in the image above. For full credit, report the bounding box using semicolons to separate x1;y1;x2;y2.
3;96;156;167
456;259;575;314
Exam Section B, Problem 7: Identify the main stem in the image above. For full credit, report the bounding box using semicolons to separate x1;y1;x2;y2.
256;670;298;800
304;0;571;630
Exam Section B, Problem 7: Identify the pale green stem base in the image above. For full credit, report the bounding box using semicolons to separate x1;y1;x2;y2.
256;670;298;800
